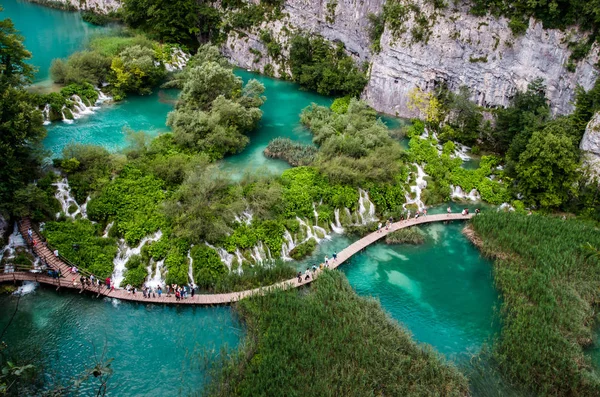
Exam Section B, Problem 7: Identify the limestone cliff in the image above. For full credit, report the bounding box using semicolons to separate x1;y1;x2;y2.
35;0;598;118
222;0;598;118
581;112;600;181
33;0;121;13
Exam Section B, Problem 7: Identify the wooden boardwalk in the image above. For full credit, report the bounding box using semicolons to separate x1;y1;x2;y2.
5;214;473;305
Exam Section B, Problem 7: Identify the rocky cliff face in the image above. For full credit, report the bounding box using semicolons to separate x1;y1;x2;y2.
34;0;121;13
581;112;600;181
38;0;598;118
222;0;598;118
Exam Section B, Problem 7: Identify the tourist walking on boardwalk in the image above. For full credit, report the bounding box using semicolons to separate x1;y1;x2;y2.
305;267;311;281
423;209;427;216
27;228;32;240
191;286;195;298
377;222;382;233
333;252;337;262
105;277;111;290
324;255;329;266
447;206;452;216
158;286;162;297
297;271;302;283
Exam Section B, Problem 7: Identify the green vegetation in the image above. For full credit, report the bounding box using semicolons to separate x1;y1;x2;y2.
471;212;600;395
166;46;265;159
81;11;118;26
43;219;118;278
385;227;425;244
50;31;177;100
206;271;469;396
121;0;203;48
289;237;317;260
263;138;317;166
0;8;47;217
289;35;367;97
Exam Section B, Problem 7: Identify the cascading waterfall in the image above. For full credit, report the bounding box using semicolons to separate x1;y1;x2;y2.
450;185;481;201
1;223;27;272
102;222;114;238
312;202;319;225
453;143;472;161
403;164;428;211
280;230;296;260
42;104;51;125
61;105;74;124
13;281;38;295
164;48;190;72
146;259;165;288
69;94;97;120
250;241;270;265
111;230;163;288
234;249;244;274
357;189;378;225
330;208;344;234
234;210;253;225
53;178;90;220
187;248;195;286
205;243;234;271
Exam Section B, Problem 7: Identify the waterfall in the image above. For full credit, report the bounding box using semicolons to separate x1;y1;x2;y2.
357;189;378;225
61;106;74;124
454;143;472;161
280;229;296;260
42;104;51;125
403;164;428;211
234;249;244;274
330;208;344;233
498;203;516;212
1;223;27;271
450;185;481;201
250;241;269;265
69;94;97;120
13;281;38;296
164;48;190;72
312;202;319;225
53;178;89;220
146;259;165;288
111;230;163;288
95;89;112;105
102;222;114;238
234;210;253;225
205;242;234;271
187;248;195;286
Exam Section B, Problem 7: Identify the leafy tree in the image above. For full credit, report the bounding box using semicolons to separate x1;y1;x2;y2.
289;35;367;97
0;9;34;86
493;78;549;159
515;120;580;208
50;50;111;86
0;10;46;215
121;0;203;48
110;45;166;98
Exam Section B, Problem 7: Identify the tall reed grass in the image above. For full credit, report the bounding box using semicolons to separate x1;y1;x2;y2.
471;212;600;395
204;271;469;396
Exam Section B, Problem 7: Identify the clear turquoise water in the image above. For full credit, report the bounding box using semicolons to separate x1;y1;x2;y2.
3;0;110;82
43;89;178;155
300;210;500;361
0;288;241;396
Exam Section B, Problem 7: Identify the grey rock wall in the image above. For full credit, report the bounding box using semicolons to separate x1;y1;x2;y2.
581;112;600;181
30;0;121;13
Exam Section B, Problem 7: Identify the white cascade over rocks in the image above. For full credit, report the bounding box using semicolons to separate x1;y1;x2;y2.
111;230;163;288
404;164;428;211
450;185;481;201
146;258;165;288
330;208;344;234
53;178;90;220
1;223;27;271
205;242;235;272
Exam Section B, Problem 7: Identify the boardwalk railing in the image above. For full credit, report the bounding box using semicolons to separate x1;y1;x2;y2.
4;213;474;305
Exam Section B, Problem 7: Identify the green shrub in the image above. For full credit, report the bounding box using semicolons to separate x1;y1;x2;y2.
385;227;425;244
289;238;317;260
264;138;318;166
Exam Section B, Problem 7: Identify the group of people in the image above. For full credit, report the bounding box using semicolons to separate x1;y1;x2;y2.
74;273;101;289
121;282;196;301
297;253;338;282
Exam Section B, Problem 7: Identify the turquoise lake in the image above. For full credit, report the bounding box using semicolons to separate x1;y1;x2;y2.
0;1;510;395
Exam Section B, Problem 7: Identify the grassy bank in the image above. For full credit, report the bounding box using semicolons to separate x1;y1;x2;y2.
204;270;469;396
471;212;600;395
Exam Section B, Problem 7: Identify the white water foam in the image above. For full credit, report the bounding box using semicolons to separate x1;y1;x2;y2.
13;281;38;296
403;164;428;211
111;230;163;288
53;178;89;220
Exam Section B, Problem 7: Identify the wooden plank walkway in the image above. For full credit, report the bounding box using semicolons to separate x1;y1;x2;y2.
5;214;473;305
